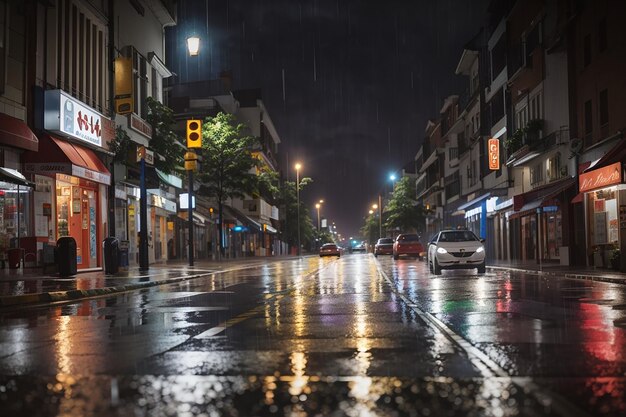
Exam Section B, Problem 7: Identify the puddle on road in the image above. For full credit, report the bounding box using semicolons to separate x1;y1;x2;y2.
0;374;567;417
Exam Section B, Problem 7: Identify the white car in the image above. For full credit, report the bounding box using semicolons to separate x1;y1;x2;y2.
427;230;486;275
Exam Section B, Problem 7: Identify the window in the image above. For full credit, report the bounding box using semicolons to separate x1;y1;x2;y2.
547;152;562;182
599;89;608;126
489;88;504;127
598;18;607;52
584;99;593;145
491;36;506;80
449;147;458;161
530;162;544;186
583;34;591;67
56;0;108;113
529;92;543;120
524;22;541;67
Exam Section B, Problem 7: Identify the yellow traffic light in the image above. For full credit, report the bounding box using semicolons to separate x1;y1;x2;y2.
184;150;198;171
187;119;202;148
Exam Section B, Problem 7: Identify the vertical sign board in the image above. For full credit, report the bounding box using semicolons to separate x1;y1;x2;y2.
488;138;500;170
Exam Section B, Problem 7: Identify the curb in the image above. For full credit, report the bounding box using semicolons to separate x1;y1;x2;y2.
488;265;626;285
0;272;215;308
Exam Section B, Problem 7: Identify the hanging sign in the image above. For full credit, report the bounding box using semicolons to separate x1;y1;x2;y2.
488;138;500;170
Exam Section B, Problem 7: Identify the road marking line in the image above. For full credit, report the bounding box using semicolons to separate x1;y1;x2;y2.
195;326;226;338
373;256;593;417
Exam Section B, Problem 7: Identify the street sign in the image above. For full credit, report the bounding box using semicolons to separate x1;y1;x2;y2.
137;146;154;165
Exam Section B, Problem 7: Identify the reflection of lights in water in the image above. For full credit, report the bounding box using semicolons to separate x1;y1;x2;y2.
288;350;309;396
56;315;72;374
430;277;443;314
475;277;487;307
263;376;277;405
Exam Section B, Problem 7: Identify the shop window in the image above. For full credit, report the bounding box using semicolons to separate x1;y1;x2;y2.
588;188;618;249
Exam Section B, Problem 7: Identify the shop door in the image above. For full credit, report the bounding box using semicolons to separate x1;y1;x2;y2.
78;189;98;269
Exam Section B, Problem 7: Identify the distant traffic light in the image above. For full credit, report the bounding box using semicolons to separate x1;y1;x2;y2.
186;120;202;148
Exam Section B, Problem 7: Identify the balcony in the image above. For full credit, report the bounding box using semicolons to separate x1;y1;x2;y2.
507;124;571;168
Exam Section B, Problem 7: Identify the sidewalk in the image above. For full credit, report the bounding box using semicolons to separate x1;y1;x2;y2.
488;260;626;285
0;256;301;308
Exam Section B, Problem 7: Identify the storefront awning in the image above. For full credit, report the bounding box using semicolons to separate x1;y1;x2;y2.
458;193;491;211
0;167;34;188
512;177;576;215
156;169;183;189
223;205;263;232
23;135;111;185
264;224;278;234
583;135;626;172
0;113;38;152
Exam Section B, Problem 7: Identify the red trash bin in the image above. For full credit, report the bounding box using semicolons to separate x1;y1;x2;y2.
7;248;23;269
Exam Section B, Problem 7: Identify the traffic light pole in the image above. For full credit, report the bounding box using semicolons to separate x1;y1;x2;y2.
188;169;194;267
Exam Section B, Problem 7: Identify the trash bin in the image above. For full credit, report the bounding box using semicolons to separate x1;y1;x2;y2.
103;237;119;275
57;236;77;277
7;248;24;269
119;240;129;271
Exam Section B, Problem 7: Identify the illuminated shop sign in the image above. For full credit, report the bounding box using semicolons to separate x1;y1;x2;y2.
579;162;622;193
488;138;500;170
44;89;105;148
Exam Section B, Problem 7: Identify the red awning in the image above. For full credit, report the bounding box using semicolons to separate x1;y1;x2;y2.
571;192;584;204
0;113;38;151
23;135;110;185
512;177;576;212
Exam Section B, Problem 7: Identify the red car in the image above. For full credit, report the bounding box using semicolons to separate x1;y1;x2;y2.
319;243;341;257
393;233;424;260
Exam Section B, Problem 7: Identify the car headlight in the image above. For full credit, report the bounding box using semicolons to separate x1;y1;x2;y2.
436;247;448;254
476;246;484;253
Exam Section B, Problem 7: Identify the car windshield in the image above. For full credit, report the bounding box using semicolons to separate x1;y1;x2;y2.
438;231;479;242
322;244;337;249
377;238;393;244
398;234;419;241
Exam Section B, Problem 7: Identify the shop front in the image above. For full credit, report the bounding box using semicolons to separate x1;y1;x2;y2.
509;177;575;264
578;161;625;269
23;135;110;270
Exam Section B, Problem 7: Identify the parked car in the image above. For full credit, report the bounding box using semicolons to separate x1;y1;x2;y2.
374;238;394;256
427;230;485;275
393;234;425;260
319;243;341;257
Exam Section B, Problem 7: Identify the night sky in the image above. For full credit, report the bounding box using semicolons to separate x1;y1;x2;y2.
172;0;489;238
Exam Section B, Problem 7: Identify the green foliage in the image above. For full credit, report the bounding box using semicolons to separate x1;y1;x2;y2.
146;96;184;174
384;176;426;233
109;126;132;164
360;212;379;245
196;112;261;202
277;179;314;248
504;118;544;154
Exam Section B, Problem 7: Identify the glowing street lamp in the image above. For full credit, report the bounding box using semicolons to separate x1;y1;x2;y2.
186;36;200;56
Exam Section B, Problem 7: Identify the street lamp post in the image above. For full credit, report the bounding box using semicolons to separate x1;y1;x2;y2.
295;163;302;256
378;194;382;238
316;203;321;231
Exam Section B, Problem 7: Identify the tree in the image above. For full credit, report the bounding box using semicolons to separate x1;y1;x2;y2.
196;112;262;256
146;97;184;174
277;178;314;251
360;212;379;246
384;176;427;234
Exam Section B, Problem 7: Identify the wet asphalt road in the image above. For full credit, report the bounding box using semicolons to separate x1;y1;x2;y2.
1;254;625;416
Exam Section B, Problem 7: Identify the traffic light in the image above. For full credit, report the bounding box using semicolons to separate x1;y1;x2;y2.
186;119;202;148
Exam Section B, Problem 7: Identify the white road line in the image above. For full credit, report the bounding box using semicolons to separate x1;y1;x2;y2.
373;256;593;417
195;326;226;338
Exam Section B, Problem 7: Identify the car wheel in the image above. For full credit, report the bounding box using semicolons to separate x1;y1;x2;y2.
433;258;442;275
374;253;378;257
337;254;341;258
393;252;399;260
477;262;486;274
